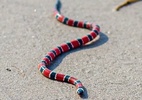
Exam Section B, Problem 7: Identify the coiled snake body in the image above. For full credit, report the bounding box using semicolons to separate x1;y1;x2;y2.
38;0;100;95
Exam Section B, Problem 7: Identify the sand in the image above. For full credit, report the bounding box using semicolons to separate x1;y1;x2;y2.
0;0;142;100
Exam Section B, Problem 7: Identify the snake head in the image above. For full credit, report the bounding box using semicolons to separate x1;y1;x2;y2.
76;87;84;95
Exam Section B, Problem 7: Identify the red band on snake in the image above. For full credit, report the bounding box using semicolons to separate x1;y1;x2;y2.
38;0;100;95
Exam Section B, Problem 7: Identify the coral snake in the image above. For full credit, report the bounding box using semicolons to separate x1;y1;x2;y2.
38;0;100;95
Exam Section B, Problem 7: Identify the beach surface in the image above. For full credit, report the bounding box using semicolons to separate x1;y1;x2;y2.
0;0;142;100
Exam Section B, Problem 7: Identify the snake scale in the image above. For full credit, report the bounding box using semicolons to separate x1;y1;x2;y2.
38;0;100;95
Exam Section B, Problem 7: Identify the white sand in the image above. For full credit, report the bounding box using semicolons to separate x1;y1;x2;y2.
0;0;142;100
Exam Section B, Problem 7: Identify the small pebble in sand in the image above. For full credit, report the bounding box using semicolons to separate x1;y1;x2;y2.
107;31;111;34
34;9;37;12
6;68;11;71
32;36;35;38
3;36;6;38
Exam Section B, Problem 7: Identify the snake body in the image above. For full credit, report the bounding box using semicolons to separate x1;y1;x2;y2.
38;0;100;95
